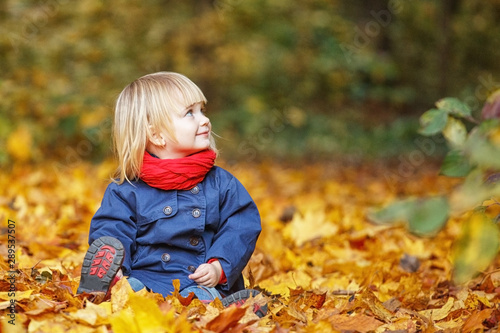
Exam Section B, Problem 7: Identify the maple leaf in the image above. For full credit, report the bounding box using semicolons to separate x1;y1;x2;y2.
283;210;339;246
110;288;193;333
205;306;254;332
169;279;195;306
289;287;326;309
2;161;500;332
330;314;384;332
462;309;494;332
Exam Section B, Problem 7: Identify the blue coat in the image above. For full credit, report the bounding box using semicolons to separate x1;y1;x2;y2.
88;166;261;297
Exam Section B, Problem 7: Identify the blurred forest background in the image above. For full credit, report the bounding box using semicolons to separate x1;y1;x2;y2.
1;0;500;166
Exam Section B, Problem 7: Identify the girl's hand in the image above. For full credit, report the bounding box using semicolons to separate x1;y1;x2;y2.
188;261;222;287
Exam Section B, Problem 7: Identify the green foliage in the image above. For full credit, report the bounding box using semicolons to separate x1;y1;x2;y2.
419;109;448;136
440;150;472;177
2;1;500;164
370;94;500;284
464;119;500;170
368;196;449;236
452;210;500;284
435;97;472;118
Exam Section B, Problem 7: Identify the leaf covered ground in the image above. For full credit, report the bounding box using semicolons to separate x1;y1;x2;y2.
1;159;499;332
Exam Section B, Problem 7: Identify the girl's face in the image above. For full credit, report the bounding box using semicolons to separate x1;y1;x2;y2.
151;101;212;159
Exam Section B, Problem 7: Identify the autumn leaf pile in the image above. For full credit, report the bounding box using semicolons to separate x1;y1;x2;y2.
1;159;499;332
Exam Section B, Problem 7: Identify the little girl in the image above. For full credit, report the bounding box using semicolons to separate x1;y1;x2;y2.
77;72;266;317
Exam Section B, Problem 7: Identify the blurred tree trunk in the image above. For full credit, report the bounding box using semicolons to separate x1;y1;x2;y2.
439;0;461;96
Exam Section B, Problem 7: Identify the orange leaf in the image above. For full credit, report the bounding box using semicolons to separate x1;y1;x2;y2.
170;279;195;306
289;287;326;309
462;309;494;333
330;314;383;333
206;306;247;332
362;290;396;323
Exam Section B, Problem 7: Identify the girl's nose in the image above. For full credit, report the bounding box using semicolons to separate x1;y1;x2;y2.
200;113;210;126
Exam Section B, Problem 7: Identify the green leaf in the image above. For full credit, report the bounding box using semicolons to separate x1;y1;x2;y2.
452;212;500;284
368;196;449;236
440;150;473;177
442;117;467;148
418;108;448;136
436;97;472;118
449;169;500;213
464;124;500;170
368;199;415;224
407;196;449;235
477;118;500;132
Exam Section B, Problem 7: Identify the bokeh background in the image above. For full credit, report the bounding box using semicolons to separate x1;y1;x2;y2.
1;0;500;166
1;3;500;330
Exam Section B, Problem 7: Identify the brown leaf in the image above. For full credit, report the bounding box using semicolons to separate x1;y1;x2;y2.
483;308;500;329
399;253;420;273
289;287;326;309
5;157;500;332
476;274;497;293
382;297;402;313
362;290;396;323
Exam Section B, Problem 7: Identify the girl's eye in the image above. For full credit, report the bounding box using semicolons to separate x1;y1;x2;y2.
185;110;193;117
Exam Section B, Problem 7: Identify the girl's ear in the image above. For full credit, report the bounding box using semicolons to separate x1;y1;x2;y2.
149;126;166;147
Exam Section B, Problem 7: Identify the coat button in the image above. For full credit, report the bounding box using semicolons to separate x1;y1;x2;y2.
161;253;171;262
192;208;201;218
163;206;173;215
190;186;200;194
188;265;196;273
189;236;199;246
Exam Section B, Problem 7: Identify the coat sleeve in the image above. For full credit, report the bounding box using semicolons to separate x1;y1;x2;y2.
88;183;138;276
206;174;261;291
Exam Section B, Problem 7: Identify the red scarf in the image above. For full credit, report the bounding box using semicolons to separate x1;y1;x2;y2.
140;149;216;190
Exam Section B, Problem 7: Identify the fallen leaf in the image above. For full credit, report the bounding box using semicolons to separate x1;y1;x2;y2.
399;253;420;273
462;309;494;333
418;297;455;321
283;210;338;246
330;313;383;332
206;306;248;332
2;159;499;332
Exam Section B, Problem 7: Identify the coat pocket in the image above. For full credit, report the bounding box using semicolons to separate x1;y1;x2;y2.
136;192;178;226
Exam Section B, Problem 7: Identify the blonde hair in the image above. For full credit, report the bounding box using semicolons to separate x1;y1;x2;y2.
112;72;217;184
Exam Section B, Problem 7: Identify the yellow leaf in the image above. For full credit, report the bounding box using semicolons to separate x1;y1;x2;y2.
283;210;338;246
0;290;33;302
127;293;168;332
7;125;32;162
70;301;110;326
452;211;500;284
435;319;464;330
418;297;455;321
258;270;312;297
2;316;25;333
111;278;133;313
109;307;139;333
111;292;193;333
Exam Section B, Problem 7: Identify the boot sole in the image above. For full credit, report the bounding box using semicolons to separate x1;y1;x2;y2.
77;236;124;294
221;289;268;318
